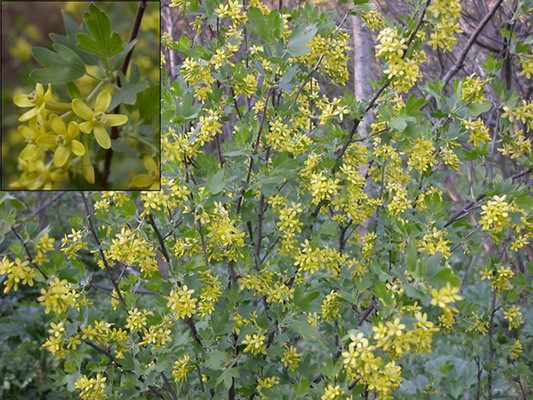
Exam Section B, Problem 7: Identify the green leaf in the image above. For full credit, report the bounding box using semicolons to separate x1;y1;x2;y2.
205;350;228;369
514;192;533;212
137;83;161;122
267;9;283;41
468;102;492;116
66;82;82;99
108;77;149;110
406;238;417;273
292;320;320;339
207;169;225;195
76;3;124;57
30;44;86;84
294;379;310;396
287;24;317;57
428;267;461;288
247;7;269;41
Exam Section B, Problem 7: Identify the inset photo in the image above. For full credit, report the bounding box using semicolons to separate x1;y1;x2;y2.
1;1;161;190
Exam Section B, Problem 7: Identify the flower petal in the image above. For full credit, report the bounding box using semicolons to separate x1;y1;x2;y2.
35;135;58;149
70;140;86;157
18;107;39;122
143;155;157;171
67;121;80;139
20;144;40;161
104;114;128;126
43;84;52;102
53;145;70;168
131;174;153;188
49;114;66;136
18;125;37;139
35;83;44;98
13;94;33;107
94;124;111;149
72;99;93;120
79;121;94;134
95;91;111;113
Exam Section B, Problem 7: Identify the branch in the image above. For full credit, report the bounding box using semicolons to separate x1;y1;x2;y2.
101;0;148;188
441;0;505;88
81;193;127;307
10;225;48;280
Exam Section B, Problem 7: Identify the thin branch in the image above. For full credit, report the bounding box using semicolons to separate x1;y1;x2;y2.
10;225;48;280
441;0;505;88
102;0;148;188
147;214;171;263
81;192;127;307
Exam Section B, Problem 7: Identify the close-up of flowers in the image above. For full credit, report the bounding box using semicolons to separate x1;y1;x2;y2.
2;1;160;190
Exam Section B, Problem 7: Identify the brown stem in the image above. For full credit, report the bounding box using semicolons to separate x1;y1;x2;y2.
81;193;127;307
101;0;148;188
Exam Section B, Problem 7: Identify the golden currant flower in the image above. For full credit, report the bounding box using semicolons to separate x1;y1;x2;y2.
13;83;52;122
36;115;85;168
130;155;160;189
18;116;46;161
72;91;128;149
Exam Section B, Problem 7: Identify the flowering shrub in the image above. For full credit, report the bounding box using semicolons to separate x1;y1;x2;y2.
1;0;533;399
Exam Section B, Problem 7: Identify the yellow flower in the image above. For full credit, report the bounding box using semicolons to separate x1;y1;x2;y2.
130;155;160;190
13;83;52;122
72;91;128;149
18;116;46;161
36;115;85;168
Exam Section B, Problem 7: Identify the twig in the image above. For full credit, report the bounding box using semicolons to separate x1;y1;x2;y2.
147;214;171;263
10;225;48;280
102;0;148;188
441;0;505;89
81;193;127;307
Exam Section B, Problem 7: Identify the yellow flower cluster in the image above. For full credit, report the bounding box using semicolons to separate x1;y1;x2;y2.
280;343;302;371
239;269;294;304
37;277;85;315
508;339;523;359
405;136;437;172
361;10;385;31
418;227;451;258
463;118;491;147
257;376;279;399
242;332;267;355
309;172;340;205
480;265;514;293
106;227;159;276
172;355;194;382
206;201;245;261
466;312;488;334
215;0;246;26
440;146;460;171
125;308;153;332
75;373;107;400
61;228;88;260
430;283;462;310
197;270;222;317
461;74;487;103
375;27;424;92
34;233;55;265
502;100;533;132
427;0;462;52
518;53;533;79
297;32;350;84
138;316;173;349
498;128;531;159
320;290;342;321
503;305;523;330
166;285;197;319
479;195;512;234
0;256;36;293
322;384;345;400
274;201;303;255
294;239;348;276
